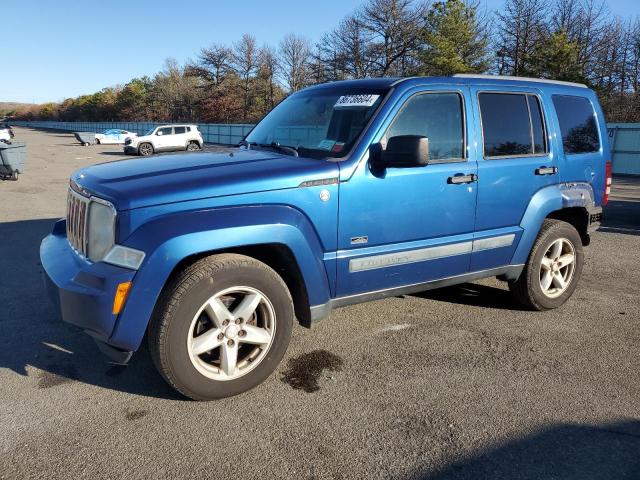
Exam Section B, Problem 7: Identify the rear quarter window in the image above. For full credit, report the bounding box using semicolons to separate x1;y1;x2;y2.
552;95;600;154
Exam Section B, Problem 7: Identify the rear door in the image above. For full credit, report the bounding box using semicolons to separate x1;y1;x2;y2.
173;126;188;149
469;87;556;271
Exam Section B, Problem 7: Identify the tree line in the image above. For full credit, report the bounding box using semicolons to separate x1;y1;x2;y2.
8;0;640;123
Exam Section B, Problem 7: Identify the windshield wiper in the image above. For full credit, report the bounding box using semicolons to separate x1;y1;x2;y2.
239;140;299;157
264;142;299;157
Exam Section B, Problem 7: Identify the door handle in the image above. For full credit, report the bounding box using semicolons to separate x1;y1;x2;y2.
448;173;477;184
535;166;558;176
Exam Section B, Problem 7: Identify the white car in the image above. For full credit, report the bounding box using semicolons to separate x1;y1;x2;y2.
0;126;12;144
95;129;137;145
0;130;10;144
123;124;204;156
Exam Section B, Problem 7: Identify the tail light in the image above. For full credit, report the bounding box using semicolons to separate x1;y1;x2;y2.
603;161;612;205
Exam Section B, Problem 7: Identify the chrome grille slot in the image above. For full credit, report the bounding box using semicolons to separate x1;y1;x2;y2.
66;188;90;257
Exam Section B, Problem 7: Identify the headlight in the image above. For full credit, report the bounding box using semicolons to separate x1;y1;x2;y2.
87;200;116;262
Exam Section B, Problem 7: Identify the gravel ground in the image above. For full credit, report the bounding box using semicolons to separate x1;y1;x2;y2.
1;127;639;479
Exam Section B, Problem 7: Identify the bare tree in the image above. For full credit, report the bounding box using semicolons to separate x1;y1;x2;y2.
315;15;374;80
231;34;259;121
279;33;312;92
495;0;549;75
193;43;232;86
257;45;281;114
152;58;201;121
356;0;426;76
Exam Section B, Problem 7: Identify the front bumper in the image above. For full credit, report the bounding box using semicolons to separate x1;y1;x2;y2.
41;219;136;361
123;145;137;154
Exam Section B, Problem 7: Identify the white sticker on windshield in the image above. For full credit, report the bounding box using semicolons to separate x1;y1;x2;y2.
334;94;380;108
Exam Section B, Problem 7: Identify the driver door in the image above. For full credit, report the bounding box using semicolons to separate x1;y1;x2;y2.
336;87;478;297
154;126;173;150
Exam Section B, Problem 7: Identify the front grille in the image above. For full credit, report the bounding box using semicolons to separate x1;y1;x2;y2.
66;189;90;257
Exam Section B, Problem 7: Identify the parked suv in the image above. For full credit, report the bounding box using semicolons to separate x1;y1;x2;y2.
124;124;203;156
41;75;610;400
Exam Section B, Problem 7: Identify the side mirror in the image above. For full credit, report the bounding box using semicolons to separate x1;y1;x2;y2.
369;135;429;169
156;131;163;136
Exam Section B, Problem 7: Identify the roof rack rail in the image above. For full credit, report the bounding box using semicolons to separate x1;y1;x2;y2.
452;74;587;89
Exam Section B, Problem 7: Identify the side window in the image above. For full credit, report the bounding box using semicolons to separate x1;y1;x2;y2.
158;127;172;136
385;92;465;162
479;93;548;158
552;95;600;154
174;126;186;134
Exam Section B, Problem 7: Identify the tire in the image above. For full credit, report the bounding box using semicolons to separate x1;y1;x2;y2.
186;141;201;151
148;253;294;400
138;142;154;156
509;219;583;311
10;171;18;181
96;138;101;145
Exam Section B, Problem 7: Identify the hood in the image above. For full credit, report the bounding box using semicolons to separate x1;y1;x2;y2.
73;149;340;211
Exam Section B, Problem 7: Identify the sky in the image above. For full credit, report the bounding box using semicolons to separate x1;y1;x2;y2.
2;0;640;104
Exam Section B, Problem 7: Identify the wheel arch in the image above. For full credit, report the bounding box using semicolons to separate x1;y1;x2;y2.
547;207;590;246
108;204;331;352
163;243;311;327
511;183;595;265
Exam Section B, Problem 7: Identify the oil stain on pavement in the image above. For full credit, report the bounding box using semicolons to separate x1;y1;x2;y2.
37;364;78;389
124;410;148;421
281;350;343;393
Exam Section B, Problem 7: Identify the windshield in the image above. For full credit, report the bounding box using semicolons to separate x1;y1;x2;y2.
244;87;388;159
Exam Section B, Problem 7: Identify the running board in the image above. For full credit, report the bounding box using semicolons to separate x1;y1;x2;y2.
309;265;524;323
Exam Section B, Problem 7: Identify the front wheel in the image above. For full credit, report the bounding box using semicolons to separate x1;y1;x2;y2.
138;142;154;156
509;219;584;310
148;254;294;400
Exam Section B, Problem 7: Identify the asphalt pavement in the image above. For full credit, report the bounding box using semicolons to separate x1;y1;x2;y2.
1;127;638;479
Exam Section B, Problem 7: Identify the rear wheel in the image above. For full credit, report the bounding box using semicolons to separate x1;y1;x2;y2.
186;141;201;151
148;254;294;400
138;142;154;156
509;219;583;310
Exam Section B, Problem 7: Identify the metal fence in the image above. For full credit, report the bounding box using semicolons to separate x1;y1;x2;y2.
11;120;640;175
9;121;255;145
608;123;640;175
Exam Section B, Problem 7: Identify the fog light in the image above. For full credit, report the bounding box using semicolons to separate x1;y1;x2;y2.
112;281;132;315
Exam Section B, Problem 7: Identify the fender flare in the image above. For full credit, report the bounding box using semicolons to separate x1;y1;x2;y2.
511;183;595;265
108;204;331;351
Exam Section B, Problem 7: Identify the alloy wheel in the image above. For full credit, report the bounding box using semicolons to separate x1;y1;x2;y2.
539;238;576;299
186;286;276;381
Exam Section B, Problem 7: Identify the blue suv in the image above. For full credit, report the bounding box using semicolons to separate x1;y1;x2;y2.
41;75;611;400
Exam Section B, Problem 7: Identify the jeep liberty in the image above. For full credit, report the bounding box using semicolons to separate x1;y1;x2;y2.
41;75;611;400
